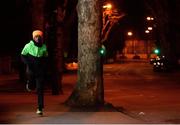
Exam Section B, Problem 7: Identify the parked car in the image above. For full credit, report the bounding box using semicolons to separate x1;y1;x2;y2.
133;55;140;59
150;57;156;64
64;58;78;71
153;56;170;72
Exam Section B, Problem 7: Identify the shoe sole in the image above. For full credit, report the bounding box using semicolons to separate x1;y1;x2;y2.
26;84;31;92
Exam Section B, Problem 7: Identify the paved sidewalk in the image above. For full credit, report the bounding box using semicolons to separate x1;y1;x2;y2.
0;92;143;124
0;73;144;124
3;112;142;124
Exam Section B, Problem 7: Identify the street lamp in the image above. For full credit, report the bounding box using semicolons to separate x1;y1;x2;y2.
148;27;153;30
145;30;150;58
127;31;133;36
145;16;155;58
102;2;125;42
102;3;112;16
103;3;112;10
127;31;136;55
145;30;150;34
147;16;154;21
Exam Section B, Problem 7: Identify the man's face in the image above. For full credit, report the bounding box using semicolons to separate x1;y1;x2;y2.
34;35;43;43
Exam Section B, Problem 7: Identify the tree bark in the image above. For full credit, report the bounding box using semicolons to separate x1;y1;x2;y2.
66;0;104;107
49;0;68;94
31;0;45;30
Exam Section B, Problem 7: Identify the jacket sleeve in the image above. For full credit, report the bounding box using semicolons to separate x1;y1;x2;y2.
21;44;29;56
21;44;31;66
21;44;32;66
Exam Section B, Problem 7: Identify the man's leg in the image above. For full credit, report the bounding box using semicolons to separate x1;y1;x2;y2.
26;67;36;91
36;75;44;115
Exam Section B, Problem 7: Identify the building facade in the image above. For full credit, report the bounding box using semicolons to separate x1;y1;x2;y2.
122;39;156;59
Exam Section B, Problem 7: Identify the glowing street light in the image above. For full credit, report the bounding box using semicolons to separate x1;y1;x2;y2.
103;3;112;9
102;3;113;34
154;49;160;54
145;30;150;34
147;16;154;21
127;31;133;36
148;27;153;30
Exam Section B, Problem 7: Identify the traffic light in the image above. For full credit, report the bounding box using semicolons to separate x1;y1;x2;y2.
99;45;106;56
154;48;160;55
100;48;105;55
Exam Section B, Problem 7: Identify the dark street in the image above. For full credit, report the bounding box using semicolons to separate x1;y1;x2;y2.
103;60;180;123
0;0;180;124
0;60;180;124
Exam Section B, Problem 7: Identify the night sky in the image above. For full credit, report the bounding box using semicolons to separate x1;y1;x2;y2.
0;1;31;55
104;0;147;38
122;0;147;37
0;0;147;54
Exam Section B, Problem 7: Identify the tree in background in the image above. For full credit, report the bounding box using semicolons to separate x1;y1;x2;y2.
144;0;180;65
104;22;125;60
45;0;78;94
32;0;69;94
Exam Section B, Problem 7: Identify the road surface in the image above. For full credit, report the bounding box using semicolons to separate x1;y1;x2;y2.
103;61;180;123
0;60;180;123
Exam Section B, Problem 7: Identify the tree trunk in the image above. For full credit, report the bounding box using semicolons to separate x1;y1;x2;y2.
31;0;64;94
52;0;69;94
31;0;45;30
66;0;104;107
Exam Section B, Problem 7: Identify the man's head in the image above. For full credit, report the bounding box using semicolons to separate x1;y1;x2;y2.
32;30;43;47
